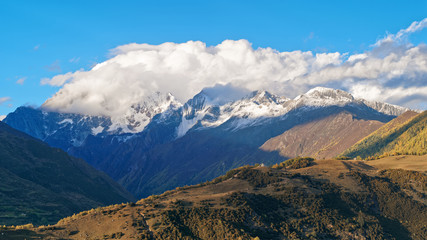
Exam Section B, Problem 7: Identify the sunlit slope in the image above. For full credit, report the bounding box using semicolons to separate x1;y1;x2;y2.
342;111;426;159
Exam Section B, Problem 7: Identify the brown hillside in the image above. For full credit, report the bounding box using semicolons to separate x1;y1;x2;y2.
3;156;426;240
261;111;384;159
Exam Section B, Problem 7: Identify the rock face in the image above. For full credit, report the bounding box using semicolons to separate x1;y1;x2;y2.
0;121;135;226
4;87;409;197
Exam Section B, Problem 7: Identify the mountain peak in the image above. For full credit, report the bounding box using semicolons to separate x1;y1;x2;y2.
291;87;355;108
304;87;354;100
306;86;337;94
110;92;182;133
293;87;410;116
247;90;289;105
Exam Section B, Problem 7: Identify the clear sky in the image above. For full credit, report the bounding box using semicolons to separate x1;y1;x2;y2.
1;0;426;117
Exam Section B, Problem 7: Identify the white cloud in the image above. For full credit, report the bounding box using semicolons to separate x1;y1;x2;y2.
347;53;367;62
0;97;11;105
375;18;427;47
41;40;344;117
41;72;76;86
200;84;252;105
16;77;27;85
41;19;427;117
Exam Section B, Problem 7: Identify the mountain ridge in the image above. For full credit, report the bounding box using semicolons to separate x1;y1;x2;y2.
5;87;410;141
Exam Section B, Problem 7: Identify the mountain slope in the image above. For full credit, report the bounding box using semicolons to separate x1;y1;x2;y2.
0;122;134;225
4;157;426;239
342;111;426;159
260;111;385;159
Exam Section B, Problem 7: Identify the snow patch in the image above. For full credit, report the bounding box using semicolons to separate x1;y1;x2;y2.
176;114;204;138
58;119;73;125
91;126;104;135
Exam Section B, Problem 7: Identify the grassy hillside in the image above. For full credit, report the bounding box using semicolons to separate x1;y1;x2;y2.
3;157;426;239
0;122;135;226
341;111;426;159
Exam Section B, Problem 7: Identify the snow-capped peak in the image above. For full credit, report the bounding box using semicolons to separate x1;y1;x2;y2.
291;87;409;115
176;90;291;136
294;87;354;106
175;86;411;137
306;87;354;99
228;90;290;117
361;99;410;116
108;92;182;133
246;90;289;105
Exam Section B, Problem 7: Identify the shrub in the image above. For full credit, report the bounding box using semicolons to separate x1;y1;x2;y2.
272;157;315;170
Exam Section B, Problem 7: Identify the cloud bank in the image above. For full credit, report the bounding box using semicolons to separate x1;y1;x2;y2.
42;19;427;117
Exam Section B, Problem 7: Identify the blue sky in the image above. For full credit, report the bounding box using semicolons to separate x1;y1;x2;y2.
1;0;426;117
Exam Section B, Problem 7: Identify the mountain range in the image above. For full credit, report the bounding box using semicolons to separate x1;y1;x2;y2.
3;87;411;198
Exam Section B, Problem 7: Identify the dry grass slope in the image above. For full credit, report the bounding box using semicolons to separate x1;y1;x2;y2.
261;111;385;159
